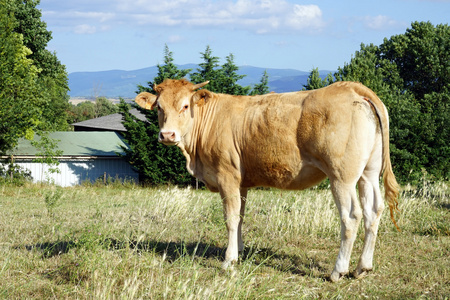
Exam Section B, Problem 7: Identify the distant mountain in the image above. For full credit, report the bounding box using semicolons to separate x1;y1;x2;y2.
68;64;333;98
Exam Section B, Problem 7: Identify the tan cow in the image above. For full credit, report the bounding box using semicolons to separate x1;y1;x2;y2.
135;79;399;282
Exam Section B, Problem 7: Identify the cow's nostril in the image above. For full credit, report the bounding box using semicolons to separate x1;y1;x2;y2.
160;131;176;142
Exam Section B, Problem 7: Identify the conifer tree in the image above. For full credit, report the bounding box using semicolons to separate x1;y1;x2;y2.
120;46;194;185
137;44;191;94
190;45;223;92
303;68;334;90
220;53;251;95
250;70;270;95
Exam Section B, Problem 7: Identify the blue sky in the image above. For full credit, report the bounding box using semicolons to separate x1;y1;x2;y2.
38;0;450;74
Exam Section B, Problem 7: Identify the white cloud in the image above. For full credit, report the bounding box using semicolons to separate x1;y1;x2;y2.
74;24;97;34
41;0;325;35
286;4;323;31
362;15;403;31
167;35;185;43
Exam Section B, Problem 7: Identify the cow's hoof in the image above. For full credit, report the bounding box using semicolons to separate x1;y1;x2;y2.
353;267;372;279
330;270;348;282
221;260;236;270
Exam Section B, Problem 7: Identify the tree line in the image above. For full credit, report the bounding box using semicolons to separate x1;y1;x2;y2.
0;1;448;186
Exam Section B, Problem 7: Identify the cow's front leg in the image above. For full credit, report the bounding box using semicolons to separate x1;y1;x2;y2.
219;183;242;269
238;188;248;253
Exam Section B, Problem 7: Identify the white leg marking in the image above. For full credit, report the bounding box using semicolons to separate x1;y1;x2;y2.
330;180;362;282
220;187;242;269
355;171;385;278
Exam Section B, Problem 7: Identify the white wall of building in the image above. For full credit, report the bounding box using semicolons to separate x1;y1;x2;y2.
10;158;138;187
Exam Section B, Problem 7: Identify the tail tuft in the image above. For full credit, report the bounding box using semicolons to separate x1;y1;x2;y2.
383;161;401;231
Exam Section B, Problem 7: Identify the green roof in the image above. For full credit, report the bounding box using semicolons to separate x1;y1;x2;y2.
10;132;129;157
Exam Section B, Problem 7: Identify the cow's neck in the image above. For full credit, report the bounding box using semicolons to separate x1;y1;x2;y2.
178;99;218;179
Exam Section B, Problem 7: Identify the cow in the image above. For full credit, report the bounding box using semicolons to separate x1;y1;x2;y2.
135;79;399;282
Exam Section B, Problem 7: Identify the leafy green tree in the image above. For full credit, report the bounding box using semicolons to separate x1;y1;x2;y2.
67;98;119;124
335;21;449;183
12;0;70;131
0;0;42;154
379;22;449;181
1;0;70;154
250;70;270;95
94;97;118;118
67;101;95;124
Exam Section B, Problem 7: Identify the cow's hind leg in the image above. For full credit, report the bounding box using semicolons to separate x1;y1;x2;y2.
354;169;385;278
330;180;362;282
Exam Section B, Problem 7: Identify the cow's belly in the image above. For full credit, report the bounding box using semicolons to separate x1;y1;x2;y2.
241;154;326;190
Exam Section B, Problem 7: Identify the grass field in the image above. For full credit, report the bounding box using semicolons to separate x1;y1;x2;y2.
0;181;449;299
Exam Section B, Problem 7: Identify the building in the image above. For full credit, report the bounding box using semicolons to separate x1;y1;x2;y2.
71;109;147;132
2;131;139;187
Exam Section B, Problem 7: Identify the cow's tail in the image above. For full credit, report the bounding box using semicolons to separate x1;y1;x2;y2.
383;149;400;231
364;95;400;231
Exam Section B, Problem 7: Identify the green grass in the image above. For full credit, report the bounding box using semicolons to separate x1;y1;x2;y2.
0;181;449;299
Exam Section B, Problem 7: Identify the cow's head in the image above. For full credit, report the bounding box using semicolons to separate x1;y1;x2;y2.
135;79;211;145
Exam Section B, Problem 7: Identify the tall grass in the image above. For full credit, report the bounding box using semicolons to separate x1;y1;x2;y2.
0;181;448;298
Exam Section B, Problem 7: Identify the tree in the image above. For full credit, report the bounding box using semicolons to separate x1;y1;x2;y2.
31;132;63;183
137;44;191;93
219;53;251;95
250;70;270;95
335;22;449;183
12;0;70;131
66;98;119;124
379;22;449;181
303;68;335;90
1;0;70;155
0;0;42;154
121;46;195;185
190;46;251;95
94;97;118;118
190;45;223;92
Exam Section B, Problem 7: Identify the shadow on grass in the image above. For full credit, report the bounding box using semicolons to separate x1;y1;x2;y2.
107;238;328;276
438;202;450;210
23;241;76;258
20;238;328;279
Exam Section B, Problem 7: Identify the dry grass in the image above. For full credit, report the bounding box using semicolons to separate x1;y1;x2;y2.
0;181;448;299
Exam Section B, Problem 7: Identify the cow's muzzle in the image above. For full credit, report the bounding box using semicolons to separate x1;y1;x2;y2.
159;130;178;145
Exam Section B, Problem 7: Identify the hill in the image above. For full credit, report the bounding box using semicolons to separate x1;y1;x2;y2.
68;65;333;98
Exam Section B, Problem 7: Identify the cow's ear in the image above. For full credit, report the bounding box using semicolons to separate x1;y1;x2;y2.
135;92;157;110
153;83;163;94
192;90;213;107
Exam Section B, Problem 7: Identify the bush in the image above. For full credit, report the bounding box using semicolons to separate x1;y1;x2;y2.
0;161;32;185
